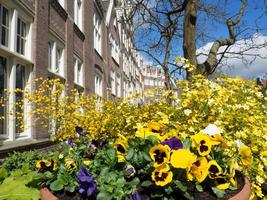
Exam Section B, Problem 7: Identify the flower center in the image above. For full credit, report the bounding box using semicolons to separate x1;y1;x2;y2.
155;172;168;182
117;144;126;153
199;145;209;152
154;150;166;164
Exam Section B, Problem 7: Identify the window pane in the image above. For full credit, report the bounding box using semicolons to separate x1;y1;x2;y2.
1;6;9;46
0;57;6;135
15;64;25;134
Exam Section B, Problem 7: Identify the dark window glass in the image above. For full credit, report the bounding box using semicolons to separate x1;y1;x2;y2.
0;5;9;46
15;64;25;134
0;56;7;135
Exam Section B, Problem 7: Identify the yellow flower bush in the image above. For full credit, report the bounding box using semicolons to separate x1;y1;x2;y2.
1;68;265;198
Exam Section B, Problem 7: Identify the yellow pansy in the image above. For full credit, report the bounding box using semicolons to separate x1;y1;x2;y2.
151;163;173;187
36;158;57;172
147;121;164;132
187;157;209;183
216;182;230;190
149;144;170;167
239;145;253;166
65;158;76;171
207;160;222;179
170;149;197;169
191;133;213;156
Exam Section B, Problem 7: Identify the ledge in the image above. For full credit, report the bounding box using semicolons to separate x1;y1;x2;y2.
0;138;58;159
73;24;85;41
50;0;68;21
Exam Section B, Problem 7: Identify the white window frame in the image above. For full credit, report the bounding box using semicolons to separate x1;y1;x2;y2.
74;0;82;30
116;74;121;97
0;4;9;47
48;35;64;77
95;74;102;97
110;71;116;95
94;13;102;55
74;56;83;86
57;0;64;8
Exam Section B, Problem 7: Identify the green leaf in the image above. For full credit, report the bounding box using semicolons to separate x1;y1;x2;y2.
97;192;112;200
174;180;187;192
50;179;64;191
126;148;134;160
212;187;226;198
141;180;153;187
129;177;140;186
143;153;151;162
0;167;8;182
196;184;203;192
106;148;116;161
0;172;39;200
184;192;194;200
183;137;191;149
44;171;54;179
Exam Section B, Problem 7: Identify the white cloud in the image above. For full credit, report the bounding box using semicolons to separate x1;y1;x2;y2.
197;33;267;79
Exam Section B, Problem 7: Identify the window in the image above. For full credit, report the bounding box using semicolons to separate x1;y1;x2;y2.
0;5;9;47
57;0;64;8
56;47;63;74
95;75;102;97
94;13;101;55
110;71;116;95
111;36;119;63
74;57;83;86
48;39;64;76
0;57;7;137
16;18;26;55
116;74;121;97
15;64;25;134
74;0;82;30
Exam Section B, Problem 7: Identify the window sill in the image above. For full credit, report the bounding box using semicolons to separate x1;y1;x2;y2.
48;70;65;82
94;49;103;60
73;23;85;41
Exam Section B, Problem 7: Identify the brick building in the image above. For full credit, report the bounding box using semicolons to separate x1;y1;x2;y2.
0;0;145;147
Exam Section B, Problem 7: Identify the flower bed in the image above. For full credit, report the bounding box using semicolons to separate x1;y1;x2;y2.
0;74;266;199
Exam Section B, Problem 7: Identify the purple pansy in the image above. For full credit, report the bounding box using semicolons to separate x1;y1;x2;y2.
77;166;96;197
66;139;77;149
75;126;83;134
161;137;183;150
132;191;142;200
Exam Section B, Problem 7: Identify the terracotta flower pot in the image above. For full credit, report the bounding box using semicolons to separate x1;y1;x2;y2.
40;187;59;200
229;176;251;200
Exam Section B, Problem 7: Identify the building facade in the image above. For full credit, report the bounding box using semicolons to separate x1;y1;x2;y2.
143;63;165;90
0;0;146;145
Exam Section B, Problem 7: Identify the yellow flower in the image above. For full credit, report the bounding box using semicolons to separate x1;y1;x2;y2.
36;159;57;172
216;182;230;190
65;159;76;171
114;134;128;163
59;154;64;159
239;145;253;166
191;133;213;156
83;160;90;166
170;149;197;169
187;157;208;183
151;163;173;186
149;144;170;167
207;160;222;178
147;121;164;132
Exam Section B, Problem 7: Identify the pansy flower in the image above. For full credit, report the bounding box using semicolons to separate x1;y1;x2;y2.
161;137;183;150
75;126;83;134
114;134;128;163
131;191;142;200
147;121;164;133
36;158;57;172
65;158;76;171
170;149;197;169
191;133;213;156
125;165;136;178
207;160;222;178
187;157;208;183
149;144;170;167
151;163;173;186
77;166;96;197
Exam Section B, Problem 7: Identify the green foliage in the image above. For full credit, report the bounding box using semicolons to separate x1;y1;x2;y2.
2;150;48;171
0;165;39;200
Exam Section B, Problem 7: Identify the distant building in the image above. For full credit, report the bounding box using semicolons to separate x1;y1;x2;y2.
143;63;165;90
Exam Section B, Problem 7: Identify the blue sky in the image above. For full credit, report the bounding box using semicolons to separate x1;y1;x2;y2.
135;0;267;79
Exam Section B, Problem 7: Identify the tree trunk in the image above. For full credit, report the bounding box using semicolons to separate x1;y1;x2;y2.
183;0;198;80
